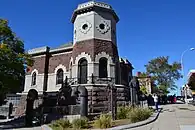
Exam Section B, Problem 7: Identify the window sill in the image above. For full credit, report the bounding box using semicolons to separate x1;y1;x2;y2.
56;84;62;87
98;77;111;81
31;85;37;87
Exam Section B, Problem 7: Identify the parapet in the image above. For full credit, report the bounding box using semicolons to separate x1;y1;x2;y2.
77;1;112;10
28;46;49;55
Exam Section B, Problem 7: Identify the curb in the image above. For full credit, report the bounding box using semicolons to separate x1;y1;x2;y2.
42;125;52;130
42;108;162;130
108;108;162;130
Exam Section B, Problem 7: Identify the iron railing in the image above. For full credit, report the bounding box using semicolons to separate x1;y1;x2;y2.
66;75;115;85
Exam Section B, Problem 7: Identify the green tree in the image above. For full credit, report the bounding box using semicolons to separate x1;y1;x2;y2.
145;56;182;94
137;72;148;77
0;19;33;104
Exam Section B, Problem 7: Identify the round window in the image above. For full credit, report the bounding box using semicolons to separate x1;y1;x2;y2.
99;23;105;30
82;24;88;30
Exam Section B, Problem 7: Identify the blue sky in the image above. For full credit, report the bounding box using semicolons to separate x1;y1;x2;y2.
1;0;195;95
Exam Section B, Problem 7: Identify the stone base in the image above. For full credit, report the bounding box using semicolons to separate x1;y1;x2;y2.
16;84;129;117
14;95;27;117
14;95;43;117
87;84;128;114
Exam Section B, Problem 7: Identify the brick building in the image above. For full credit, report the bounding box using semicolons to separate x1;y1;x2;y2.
136;72;152;95
16;1;134;116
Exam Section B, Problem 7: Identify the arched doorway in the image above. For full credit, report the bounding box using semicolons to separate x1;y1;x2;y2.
78;58;88;84
25;89;38;126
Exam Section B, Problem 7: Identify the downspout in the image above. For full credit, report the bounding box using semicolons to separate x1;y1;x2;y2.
41;47;50;125
43;47;50;92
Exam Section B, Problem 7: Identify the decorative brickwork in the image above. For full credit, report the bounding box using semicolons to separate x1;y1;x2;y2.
27;56;46;74
72;39;119;63
48;52;72;73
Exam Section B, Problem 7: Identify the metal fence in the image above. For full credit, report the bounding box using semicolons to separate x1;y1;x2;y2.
0;106;9;117
67;76;115;85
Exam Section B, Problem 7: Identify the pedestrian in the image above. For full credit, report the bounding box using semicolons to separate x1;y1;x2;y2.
153;94;159;111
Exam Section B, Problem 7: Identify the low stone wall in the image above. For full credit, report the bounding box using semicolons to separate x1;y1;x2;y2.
88;85;128;114
15;84;129;117
0;106;9;118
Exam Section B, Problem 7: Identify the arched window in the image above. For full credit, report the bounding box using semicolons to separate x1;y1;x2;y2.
31;72;36;86
70;62;72;78
99;57;108;78
56;69;64;85
78;58;88;84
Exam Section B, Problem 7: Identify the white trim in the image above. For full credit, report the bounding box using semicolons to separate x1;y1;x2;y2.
95;52;113;78
74;52;92;82
31;69;38;86
52;51;72;56
188;69;195;77
33;55;46;58
50;46;73;53
69;57;73;67
56;84;62;88
75;52;92;64
31;69;38;75
95;52;113;64
48;72;69;76
19;91;43;95
54;64;67;86
54;64;67;74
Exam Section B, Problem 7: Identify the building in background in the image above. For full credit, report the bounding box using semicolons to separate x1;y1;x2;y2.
186;70;195;96
136;72;152;95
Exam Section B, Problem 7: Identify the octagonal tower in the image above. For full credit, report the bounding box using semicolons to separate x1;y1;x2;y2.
71;1;120;84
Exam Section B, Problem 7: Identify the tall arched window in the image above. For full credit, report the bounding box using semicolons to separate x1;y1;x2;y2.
31;72;36;86
78;58;88;84
70;62;72;78
56;69;64;85
99;57;108;78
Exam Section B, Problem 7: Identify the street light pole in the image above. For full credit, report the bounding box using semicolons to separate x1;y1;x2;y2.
180;47;195;104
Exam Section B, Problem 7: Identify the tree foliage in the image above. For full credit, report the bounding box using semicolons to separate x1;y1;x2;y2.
0;19;33;104
137;72;148;77
145;56;182;94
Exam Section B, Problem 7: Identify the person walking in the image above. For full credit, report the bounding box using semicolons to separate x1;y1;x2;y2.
153;94;159;111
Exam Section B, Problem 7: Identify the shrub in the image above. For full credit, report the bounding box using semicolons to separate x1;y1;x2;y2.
128;107;152;123
117;106;132;119
94;114;112;129
50;119;71;129
72;117;88;129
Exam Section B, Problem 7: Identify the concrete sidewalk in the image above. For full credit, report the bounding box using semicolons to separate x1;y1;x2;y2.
130;103;195;130
11;125;51;130
6;103;195;130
